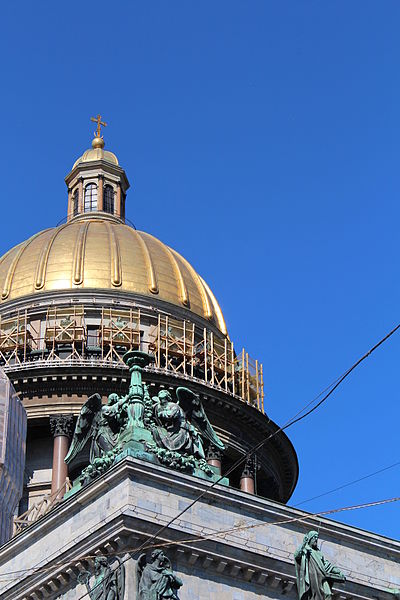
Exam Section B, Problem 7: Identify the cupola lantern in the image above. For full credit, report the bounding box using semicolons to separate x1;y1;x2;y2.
65;116;130;222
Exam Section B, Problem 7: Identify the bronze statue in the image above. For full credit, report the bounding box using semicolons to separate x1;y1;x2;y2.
78;555;125;600
152;387;225;459
294;530;345;600
65;394;121;468
65;352;225;487
137;550;183;599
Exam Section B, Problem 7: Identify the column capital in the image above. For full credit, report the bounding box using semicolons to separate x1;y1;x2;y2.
206;446;223;461
49;414;74;438
241;454;256;479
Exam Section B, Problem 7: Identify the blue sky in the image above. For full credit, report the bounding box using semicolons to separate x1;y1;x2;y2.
1;2;400;539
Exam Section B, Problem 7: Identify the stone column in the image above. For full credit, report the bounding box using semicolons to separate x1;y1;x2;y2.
49;415;74;498
78;178;84;214
240;455;256;494
206;447;223;475
67;187;72;220
97;175;104;211
116;184;122;218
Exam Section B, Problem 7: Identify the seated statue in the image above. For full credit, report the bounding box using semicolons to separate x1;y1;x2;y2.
137;550;182;599
151;387;225;459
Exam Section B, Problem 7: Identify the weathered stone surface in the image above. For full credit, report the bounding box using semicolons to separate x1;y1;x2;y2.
0;457;398;599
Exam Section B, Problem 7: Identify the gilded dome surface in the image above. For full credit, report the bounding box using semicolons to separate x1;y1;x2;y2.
72;147;119;169
0;215;227;334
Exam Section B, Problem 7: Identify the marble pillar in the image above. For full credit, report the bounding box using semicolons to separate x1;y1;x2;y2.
206;447;223;475
240;455;256;494
49;415;74;498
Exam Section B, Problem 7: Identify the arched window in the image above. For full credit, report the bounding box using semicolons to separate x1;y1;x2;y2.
84;183;97;212
73;189;79;216
103;185;114;214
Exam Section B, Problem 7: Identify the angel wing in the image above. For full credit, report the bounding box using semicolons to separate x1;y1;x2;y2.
176;387;225;451
113;556;125;600
65;393;102;466
136;553;147;590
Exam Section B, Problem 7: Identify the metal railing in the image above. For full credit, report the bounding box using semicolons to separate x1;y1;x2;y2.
13;478;72;536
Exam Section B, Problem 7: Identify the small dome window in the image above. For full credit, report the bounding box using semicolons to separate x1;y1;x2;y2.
103;185;114;214
84;183;97;212
73;189;79;216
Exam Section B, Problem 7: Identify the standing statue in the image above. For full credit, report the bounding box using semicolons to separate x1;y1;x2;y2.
77;555;125;600
294;530;346;600
152;386;225;459
137;550;183;599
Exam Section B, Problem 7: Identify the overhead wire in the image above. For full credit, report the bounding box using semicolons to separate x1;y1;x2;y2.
6;320;400;597
122;320;400;562
294;460;400;507
1;494;399;585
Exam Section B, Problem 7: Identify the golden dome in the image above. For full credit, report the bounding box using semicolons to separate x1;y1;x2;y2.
72;139;119;169
0;214;227;334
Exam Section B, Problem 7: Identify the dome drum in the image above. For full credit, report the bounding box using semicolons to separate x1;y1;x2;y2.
0;299;264;413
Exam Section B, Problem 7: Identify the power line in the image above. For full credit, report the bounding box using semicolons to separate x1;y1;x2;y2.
126;320;400;558
10;320;400;598
1;494;399;586
72;319;400;600
294;460;400;507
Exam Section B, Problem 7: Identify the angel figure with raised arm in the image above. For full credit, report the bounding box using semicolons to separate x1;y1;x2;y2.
137;550;182;600
294;530;346;600
152;387;225;459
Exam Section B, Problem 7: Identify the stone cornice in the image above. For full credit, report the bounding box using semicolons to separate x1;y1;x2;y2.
0;457;398;600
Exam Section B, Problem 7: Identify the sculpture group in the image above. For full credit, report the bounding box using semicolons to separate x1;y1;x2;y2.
65;351;225;486
67;353;349;600
77;530;347;600
77;551;182;600
137;550;183;599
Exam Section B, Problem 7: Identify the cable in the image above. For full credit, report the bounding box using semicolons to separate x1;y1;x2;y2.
10;320;400;597
1;494;399;585
72;320;400;600
293;460;400;507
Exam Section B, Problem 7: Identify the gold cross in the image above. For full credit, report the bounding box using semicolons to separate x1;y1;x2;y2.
91;114;107;138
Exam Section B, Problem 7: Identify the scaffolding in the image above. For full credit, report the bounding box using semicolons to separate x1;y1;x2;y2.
44;306;85;361
0;304;265;412
150;315;195;375
234;349;264;412
0;311;32;367
100;308;141;363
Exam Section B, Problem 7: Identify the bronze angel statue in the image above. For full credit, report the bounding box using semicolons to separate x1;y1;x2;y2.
65;393;126;476
151;387;225;459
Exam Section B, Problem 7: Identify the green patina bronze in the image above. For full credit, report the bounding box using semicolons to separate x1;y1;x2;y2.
77;555;125;600
65;351;227;494
137;550;183;599
294;531;346;600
